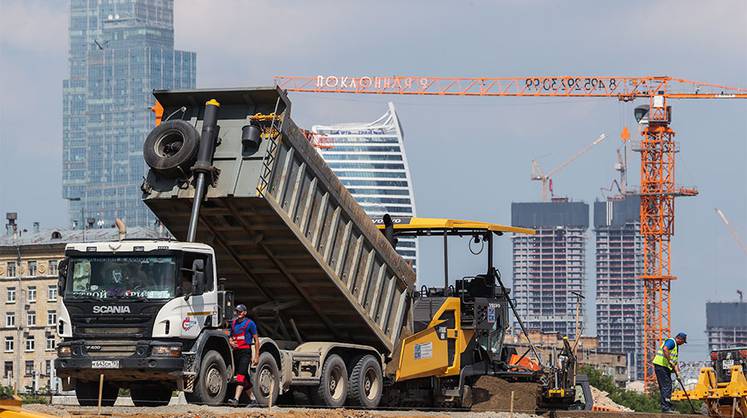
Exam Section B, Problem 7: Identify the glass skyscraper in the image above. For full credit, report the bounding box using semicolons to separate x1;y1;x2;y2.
63;0;196;227
313;103;418;268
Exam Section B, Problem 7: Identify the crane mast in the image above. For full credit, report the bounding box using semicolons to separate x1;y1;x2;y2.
274;74;747;386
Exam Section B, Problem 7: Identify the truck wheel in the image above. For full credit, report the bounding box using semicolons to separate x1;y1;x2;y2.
252;352;280;406
131;384;172;407
143;120;200;178
75;380;118;407
314;354;348;407
347;355;383;408
188;350;228;406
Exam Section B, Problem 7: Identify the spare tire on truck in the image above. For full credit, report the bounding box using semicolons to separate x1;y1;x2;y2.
143;120;200;178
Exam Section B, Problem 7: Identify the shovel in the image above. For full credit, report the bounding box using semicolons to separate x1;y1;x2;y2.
673;368;697;415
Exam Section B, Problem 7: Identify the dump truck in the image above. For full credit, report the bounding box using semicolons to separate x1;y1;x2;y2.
55;86;583;410
673;346;747;417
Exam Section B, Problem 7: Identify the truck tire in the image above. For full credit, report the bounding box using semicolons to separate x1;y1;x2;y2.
187;350;228;406
75;380;118;407
143;120;200;178
252;352;280;407
347;354;383;408
314;354;348;407
131;384;172;407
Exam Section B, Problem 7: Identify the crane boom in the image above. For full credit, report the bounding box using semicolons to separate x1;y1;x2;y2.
275;75;747;100
531;133;606;201
715;208;747;255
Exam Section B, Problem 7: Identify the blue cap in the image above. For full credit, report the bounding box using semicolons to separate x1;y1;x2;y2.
676;332;687;343
234;304;247;313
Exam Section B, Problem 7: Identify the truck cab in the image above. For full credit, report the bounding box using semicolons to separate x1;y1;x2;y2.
55;239;234;406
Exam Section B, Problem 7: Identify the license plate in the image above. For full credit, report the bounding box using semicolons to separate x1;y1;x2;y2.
91;360;120;369
722;359;734;369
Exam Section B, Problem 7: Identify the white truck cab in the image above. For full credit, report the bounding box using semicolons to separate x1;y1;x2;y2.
55;239;235;407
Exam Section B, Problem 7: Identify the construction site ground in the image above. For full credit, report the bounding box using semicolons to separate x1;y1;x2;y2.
23;403;705;418
17;376;700;418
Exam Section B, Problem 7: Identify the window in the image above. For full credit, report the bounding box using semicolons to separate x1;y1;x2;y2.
6;287;15;303
47;311;56;325
25;335;34;352
27;286;36;302
47;285;57;302
24;360;34;376
45;360;52;376
27;311;36;326
46;335;55;351
3;361;11;379
48;260;58;276
6;262;16;277
5;312;14;327
4;336;12;352
28;261;37;276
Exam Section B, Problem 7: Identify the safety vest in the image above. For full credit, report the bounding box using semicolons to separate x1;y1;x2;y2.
231;318;255;350
652;337;678;370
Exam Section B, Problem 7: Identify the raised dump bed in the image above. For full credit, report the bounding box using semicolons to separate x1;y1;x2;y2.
142;87;415;355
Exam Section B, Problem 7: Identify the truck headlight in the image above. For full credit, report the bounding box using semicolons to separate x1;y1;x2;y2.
151;345;181;357
58;346;72;357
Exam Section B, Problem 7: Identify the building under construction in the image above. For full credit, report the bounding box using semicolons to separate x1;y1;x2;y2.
594;195;644;380
706;300;747;351
511;200;589;337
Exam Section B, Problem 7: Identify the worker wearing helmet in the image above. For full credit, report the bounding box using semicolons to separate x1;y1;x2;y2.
652;332;687;413
227;304;259;406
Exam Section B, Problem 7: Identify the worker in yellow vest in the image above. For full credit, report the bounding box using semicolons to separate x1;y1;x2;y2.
652;332;687;413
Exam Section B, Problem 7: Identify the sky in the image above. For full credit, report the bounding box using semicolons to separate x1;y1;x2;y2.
0;0;746;361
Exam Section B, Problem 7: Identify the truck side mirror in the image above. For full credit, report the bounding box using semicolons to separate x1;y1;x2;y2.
58;259;68;294
191;259;205;296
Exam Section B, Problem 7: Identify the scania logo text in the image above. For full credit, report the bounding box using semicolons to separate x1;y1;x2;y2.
93;305;131;314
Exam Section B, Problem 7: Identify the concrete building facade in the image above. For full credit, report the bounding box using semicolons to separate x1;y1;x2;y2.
63;0;196;227
594;195;644;380
1;214;165;393
312;103;418;269
511;200;589;337
706;301;747;351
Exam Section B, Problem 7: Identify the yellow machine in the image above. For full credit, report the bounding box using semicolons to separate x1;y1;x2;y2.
674;347;747;417
376;217;589;409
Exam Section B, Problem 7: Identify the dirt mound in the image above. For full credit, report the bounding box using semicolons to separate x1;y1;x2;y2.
471;376;540;412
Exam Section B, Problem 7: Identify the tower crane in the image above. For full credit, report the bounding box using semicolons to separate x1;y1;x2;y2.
715;208;747;256
274;74;747;386
531;133;606;201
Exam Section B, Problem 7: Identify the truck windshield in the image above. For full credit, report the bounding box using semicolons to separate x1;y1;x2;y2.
65;256;177;300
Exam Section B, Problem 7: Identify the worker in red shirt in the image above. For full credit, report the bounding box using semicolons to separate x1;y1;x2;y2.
227;304;260;406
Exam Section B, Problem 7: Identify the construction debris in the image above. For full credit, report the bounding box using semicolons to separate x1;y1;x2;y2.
589;386;632;412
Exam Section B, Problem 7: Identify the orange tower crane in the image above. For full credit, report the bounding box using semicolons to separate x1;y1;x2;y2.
273;75;747;386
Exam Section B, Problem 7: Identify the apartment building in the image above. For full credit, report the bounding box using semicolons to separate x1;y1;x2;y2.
511;200;589;337
594;195;644;380
706;300;747;351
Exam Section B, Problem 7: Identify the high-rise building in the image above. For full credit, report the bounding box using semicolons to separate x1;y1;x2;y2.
511;200;589;337
312;103;417;268
706;301;747;351
594;195;644;380
63;0;196;227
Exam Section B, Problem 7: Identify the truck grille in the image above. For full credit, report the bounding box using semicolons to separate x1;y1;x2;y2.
84;340;138;358
75;326;146;338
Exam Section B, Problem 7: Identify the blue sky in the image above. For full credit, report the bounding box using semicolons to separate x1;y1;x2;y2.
0;0;745;360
